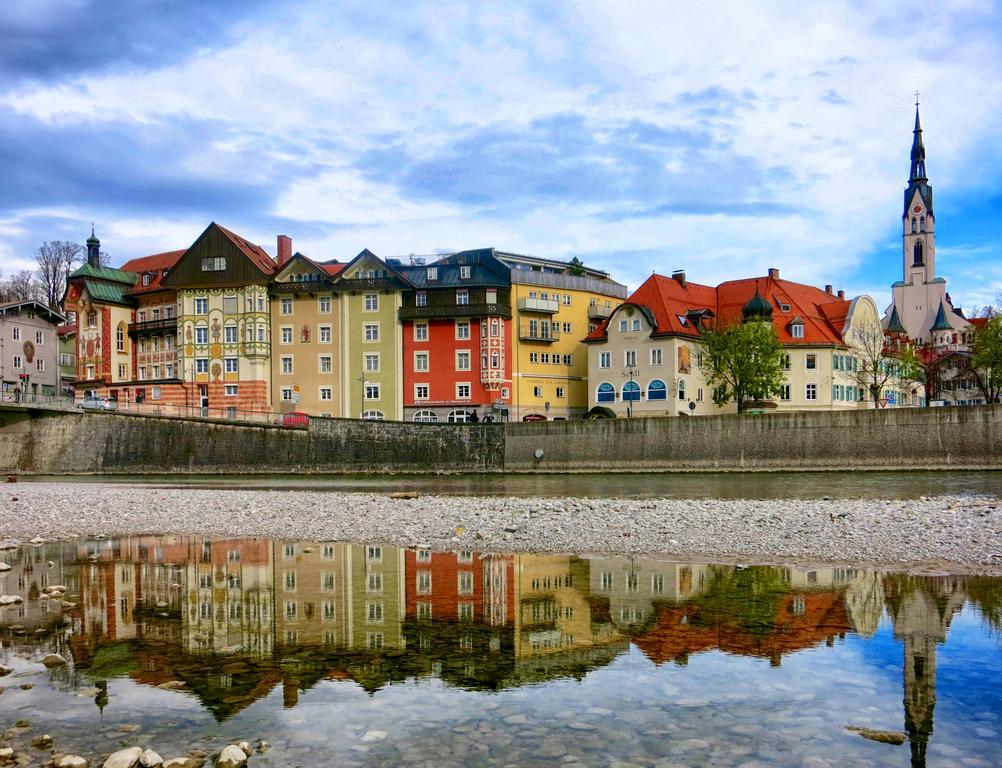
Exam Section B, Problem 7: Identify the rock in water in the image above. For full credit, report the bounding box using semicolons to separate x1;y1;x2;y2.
55;756;89;768
163;760;197;768
845;726;907;745
140;749;163;767
0;664;12;676
102;747;144;768
215;745;247;768
43;653;68;667
31;733;54;749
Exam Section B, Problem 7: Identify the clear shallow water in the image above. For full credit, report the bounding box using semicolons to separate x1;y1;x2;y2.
21;469;1002;499
0;537;999;767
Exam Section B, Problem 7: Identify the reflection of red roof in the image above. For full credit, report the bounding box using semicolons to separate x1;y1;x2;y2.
634;591;852;667
122;250;186;294
586;272;856;347
215;224;276;275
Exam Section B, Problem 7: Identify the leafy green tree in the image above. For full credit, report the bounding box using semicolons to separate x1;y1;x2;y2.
699;321;785;411
567;256;585;276
971;315;1002;403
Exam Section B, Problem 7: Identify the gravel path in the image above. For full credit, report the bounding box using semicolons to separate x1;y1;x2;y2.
3;483;1002;574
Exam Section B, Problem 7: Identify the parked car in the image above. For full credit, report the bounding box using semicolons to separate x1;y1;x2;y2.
281;411;310;427
78;396;117;411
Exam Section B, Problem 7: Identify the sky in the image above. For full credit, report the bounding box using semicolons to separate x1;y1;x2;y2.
1;0;1000;313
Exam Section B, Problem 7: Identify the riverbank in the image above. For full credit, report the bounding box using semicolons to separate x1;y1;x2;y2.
3;483;1002;574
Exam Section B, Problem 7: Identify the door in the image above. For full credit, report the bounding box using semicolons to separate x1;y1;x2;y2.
199;385;209;416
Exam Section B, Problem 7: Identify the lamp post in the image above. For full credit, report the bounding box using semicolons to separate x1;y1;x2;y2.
621;366;640;418
358;374;366;419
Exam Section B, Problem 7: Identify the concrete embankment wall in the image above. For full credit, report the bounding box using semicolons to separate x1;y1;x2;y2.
0;408;504;473
505;406;1002;471
1;404;1000;474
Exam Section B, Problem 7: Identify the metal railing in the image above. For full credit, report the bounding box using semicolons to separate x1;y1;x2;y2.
82;399;308;427
519;324;560;342
0;393;77;411
128;317;177;335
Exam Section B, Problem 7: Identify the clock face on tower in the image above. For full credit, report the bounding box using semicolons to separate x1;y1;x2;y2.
913;205;923;213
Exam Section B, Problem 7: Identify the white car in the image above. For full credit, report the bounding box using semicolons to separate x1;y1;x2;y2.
77;396;117;411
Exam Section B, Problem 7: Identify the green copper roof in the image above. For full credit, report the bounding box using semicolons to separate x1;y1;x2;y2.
742;291;773;321
70;263;135;284
82;278;130;305
931;302;952;331
886;305;905;334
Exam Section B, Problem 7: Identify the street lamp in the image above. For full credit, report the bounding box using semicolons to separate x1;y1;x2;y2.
621;366;640;418
357;374;366;419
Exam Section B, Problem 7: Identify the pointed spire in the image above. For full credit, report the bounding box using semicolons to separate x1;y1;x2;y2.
931;301;952;331
887;306;906;334
910;98;927;182
86;224;101;267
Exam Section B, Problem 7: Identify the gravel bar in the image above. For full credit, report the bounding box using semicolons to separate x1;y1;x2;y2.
3;483;1002;574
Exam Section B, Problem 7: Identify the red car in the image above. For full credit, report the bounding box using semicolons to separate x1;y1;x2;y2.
282;411;310;427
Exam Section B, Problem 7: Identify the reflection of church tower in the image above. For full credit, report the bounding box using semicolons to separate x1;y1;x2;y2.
885;575;966;768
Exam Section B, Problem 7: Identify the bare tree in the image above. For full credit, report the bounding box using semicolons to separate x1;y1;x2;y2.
853;320;898;405
34;240;83;309
0;270;42;303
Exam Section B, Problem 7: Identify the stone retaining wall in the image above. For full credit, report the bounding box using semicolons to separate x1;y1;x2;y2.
1;404;1000;474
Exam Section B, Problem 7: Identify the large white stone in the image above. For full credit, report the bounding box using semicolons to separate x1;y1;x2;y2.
215;745;247;768
140;749;163;767
55;756;89;768
102;747;143;768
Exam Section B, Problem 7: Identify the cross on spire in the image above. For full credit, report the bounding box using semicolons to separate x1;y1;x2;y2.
914;90;920;107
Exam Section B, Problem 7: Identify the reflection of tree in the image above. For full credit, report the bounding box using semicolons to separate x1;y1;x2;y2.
964;577;1002;637
690;566;789;639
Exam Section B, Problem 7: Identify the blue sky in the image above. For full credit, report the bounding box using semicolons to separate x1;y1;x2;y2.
1;0;1000;313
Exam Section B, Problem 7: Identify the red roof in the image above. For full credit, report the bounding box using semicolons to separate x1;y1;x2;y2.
322;263;346;276
57;323;77;338
586;271;857;347
969;317;989;329
215;224;276;275
121;250;186;294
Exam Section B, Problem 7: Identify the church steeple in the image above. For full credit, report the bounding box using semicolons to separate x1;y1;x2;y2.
910;102;927;182
86;224;101;267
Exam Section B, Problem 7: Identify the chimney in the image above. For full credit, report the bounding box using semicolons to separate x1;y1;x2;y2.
824;284;833;294
837;289;845;299
671;269;686;288
277;235;292;268
768;268;779;279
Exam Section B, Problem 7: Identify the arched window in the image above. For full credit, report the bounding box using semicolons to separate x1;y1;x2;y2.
647;379;667;401
911;217;917;233
913;240;924;265
490;319;499;337
413;410;438;423
622;381;641;402
919;216;926;233
596;382;615;403
677;379;686;401
87;311;97;328
116;322;127;353
362;410;385;421
448;409;471;423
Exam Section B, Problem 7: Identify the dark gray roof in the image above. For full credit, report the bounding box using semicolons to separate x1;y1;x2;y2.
398;249;510;289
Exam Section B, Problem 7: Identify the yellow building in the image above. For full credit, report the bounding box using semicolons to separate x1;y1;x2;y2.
497;253;627;420
270;249;344;417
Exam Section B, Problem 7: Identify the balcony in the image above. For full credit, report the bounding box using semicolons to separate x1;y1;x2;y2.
399;302;512;321
587;303;613;320
128;317;177;336
240;341;270;358
518;297;560;314
519;324;560;343
338;277;398;292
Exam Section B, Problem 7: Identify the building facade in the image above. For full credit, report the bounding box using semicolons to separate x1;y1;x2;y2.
499;252;628;421
0;300;65;400
398;249;513;423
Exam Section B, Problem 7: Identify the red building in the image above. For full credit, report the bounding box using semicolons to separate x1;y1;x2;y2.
396;250;513;423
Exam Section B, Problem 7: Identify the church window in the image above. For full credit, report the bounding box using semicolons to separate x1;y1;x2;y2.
913;241;924;265
911;217;917;233
919;216;926;233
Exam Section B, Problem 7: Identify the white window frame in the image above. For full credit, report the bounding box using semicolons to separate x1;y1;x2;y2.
456;350;471;371
456;382;471;400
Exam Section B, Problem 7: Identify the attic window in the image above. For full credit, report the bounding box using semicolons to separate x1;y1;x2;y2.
427;267;438;281
677;314;689;327
460;265;471;279
779;302;791;312
201;257;226;272
142;273;153;286
790;322;805;339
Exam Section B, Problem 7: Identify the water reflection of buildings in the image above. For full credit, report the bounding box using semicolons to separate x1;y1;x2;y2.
0;538;991;757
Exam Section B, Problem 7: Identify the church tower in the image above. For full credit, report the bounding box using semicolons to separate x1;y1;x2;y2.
902;104;935;285
886;100;966;346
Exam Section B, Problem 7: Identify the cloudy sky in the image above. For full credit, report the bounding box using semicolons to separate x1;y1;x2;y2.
1;0;1000;312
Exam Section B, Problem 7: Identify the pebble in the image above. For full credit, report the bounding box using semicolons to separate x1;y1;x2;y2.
361;730;387;742
42;654;68;667
55;757;89;768
214;745;247;768
102;747;143;768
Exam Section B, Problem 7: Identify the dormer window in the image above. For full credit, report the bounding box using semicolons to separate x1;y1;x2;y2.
427;267;438;281
790;320;805;339
460;265;471;279
142;273;153;286
779;303;791;312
